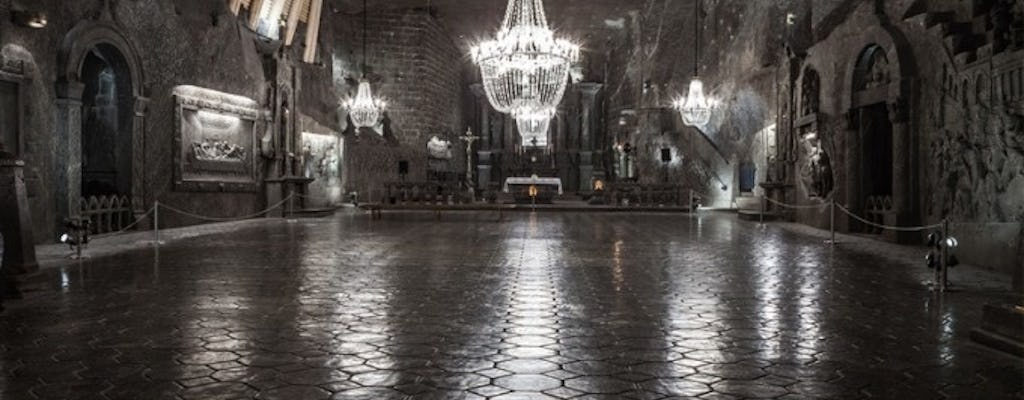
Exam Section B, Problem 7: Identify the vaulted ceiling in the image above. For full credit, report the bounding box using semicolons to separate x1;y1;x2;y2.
328;0;666;52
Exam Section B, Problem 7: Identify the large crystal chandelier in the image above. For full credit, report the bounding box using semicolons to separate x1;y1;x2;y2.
674;0;712;127
345;0;386;130
471;0;579;118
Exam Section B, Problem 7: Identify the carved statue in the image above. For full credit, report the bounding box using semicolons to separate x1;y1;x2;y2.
260;123;275;159
864;51;889;89
800;132;833;197
427;136;453;160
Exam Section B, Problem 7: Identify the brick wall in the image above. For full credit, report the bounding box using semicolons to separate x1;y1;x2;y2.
334;8;466;200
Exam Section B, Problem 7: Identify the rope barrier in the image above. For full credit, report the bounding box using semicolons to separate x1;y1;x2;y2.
158;193;296;222
765;195;946;236
835;204;944;232
108;205;157;236
292;192;339;203
762;196;829;210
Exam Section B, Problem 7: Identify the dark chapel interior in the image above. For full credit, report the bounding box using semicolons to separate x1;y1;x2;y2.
0;0;1022;398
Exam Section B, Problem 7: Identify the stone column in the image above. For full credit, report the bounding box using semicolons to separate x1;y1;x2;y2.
132;96;150;223
471;84;492;191
0;155;37;274
889;98;915;242
577;82;603;193
55;80;85;234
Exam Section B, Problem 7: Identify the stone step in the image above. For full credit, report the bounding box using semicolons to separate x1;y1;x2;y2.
737;210;778;221
971;303;1024;357
734;196;763;211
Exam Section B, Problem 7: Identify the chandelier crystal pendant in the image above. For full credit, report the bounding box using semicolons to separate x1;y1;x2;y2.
675;0;712;127
471;0;579;118
346;0;386;130
516;107;553;147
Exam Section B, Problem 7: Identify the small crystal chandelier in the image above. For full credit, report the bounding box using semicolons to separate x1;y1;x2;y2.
345;80;386;129
471;0;579;118
516;107;553;147
345;0;385;130
675;0;711;127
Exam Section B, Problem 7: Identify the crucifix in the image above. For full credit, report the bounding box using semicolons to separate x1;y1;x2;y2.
459;128;479;199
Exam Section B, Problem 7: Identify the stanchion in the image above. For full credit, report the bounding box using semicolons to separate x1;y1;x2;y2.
759;195;765;223
153;200;161;246
940;218;949;292
827;198;837;245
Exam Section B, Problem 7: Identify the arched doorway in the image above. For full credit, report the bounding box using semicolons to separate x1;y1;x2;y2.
844;39;916;237
80;44;133;198
849;45;894;233
55;21;147;232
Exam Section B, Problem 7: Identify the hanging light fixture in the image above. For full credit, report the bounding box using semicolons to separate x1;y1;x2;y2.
674;0;711;127
471;0;579;118
345;0;386;130
516;108;553;147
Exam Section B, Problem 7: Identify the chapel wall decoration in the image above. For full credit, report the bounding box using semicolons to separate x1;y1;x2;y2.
172;85;262;192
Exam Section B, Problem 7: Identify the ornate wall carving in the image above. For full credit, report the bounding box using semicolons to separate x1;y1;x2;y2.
301;132;343;205
172;85;261;192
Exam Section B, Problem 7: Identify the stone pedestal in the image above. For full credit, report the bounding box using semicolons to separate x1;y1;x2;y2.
265;175;314;217
0;155;38;274
578;151;594;194
476;158;492;192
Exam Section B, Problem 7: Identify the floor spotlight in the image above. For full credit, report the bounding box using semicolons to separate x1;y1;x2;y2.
61;219;91;259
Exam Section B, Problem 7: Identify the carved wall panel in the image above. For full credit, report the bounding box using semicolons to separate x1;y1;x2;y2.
301;132;343;205
172;85;261;192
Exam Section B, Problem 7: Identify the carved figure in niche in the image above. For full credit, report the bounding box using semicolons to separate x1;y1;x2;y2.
260;124;275;159
427;136;453;160
800;68;820;116
301;143;314;178
320;144;340;184
800;131;833;197
863;48;889;89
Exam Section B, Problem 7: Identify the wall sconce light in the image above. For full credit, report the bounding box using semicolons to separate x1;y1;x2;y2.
11;9;47;29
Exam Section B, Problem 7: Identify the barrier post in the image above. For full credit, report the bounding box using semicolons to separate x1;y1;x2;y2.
153;201;161;246
829;198;836;245
940;218;949;292
759;196;765;223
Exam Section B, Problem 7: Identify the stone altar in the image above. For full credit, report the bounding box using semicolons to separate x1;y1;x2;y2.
504;177;563;204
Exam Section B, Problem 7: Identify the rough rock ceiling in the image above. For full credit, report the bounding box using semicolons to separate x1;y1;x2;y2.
329;0;669;51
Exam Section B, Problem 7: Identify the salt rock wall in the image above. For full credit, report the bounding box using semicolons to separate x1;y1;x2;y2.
333;8;467;200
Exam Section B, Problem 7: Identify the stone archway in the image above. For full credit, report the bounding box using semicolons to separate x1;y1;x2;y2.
54;20;148;229
841;26;917;239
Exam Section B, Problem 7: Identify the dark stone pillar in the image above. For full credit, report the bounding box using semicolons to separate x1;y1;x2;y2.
55;80;86;233
889;98;915;243
471;84;492;191
132;96;150;226
577;82;603;193
0;154;38;274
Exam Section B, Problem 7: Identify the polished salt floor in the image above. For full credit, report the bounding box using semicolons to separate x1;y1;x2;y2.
0;212;1021;399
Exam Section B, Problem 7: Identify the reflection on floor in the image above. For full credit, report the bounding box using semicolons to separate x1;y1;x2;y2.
0;212;1021;399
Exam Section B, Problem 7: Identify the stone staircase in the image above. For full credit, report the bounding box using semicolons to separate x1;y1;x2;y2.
904;0;1019;64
